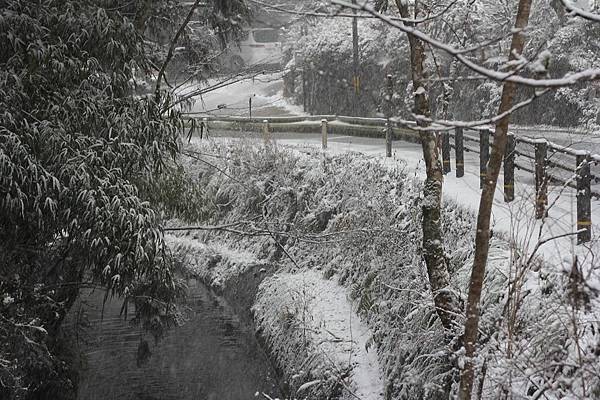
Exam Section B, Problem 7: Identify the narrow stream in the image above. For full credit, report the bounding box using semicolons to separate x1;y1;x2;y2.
74;278;281;400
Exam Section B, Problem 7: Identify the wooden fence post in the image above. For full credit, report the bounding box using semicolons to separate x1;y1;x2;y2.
202;117;209;138
321;119;328;149
576;154;592;244
385;122;392;157
480;129;490;189
442;131;451;174
504;133;515;202
535;141;548;219
455;127;464;178
262;119;270;143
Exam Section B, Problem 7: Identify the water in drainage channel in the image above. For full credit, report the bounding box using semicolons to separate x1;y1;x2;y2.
75;278;282;400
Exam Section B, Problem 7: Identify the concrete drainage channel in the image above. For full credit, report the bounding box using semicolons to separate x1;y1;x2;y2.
167;234;385;400
72;230;379;400
71;268;283;400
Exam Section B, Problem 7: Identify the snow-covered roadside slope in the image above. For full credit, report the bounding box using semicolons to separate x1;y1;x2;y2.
165;233;262;289
254;270;383;400
166;233;384;399
168;139;600;399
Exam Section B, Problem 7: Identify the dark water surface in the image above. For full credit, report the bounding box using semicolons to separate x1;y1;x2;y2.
75;278;281;400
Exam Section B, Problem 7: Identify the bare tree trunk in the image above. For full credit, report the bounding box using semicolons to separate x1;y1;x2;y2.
458;0;534;398
395;1;461;333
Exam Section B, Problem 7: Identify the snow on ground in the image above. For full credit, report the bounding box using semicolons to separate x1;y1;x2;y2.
176;138;600;398
178;71;600;150
194;131;600;276
177;72;305;117
253;270;384;400
165;233;260;289
178;75;600;270
177;78;600;396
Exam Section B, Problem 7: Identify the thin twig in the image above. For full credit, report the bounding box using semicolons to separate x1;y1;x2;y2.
155;0;203;101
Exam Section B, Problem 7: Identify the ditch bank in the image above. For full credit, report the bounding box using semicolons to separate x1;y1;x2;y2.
163;138;595;399
166;235;384;399
165;139;478;399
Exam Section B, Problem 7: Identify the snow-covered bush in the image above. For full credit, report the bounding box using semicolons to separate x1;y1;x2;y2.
170;140;600;399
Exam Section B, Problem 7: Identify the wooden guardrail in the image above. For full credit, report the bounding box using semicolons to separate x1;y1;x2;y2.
187;114;597;244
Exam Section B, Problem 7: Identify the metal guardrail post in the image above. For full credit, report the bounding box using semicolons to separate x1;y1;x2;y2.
576;154;592;244
535;141;548;219
480;129;490;189
504;134;515;202
455;127;464;178
321;119;328;149
442;131;451;174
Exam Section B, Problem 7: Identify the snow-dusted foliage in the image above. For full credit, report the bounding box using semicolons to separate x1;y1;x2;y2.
543;18;600;130
167;237;261;289
0;2;188;397
283;0;600;130
253;270;384;400
283;17;410;117
166;139;600;398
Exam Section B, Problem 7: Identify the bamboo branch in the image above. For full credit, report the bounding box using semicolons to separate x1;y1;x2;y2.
154;0;202;101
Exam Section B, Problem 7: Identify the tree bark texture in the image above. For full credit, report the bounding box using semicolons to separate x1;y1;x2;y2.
395;0;461;334
458;0;534;398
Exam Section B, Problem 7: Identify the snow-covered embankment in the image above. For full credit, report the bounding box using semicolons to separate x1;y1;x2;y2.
167;235;384;400
163;138;600;399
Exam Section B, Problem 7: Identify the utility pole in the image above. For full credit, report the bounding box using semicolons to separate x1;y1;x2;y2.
352;0;360;116
385;74;393;157
300;24;308;114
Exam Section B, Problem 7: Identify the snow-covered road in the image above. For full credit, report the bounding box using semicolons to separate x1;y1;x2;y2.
178;72;304;117
186;72;600;266
183;72;600;152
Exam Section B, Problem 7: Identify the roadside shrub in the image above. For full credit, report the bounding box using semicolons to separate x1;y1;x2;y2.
171;139;600;399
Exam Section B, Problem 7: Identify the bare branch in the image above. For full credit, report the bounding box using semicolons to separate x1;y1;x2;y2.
155;0;202;101
561;0;600;22
331;0;600;88
248;0;461;24
407;88;551;131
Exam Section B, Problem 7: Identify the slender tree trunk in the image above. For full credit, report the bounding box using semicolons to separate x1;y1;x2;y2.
395;1;460;333
458;1;534;398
